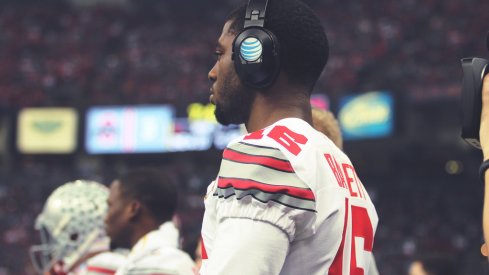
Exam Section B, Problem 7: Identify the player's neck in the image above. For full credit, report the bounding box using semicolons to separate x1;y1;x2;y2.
130;218;160;249
245;90;312;133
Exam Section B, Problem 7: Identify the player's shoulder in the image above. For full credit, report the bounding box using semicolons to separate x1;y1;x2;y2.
85;251;126;274
217;118;317;212
224;117;328;180
223;139;292;174
232;118;321;156
223;119;301;179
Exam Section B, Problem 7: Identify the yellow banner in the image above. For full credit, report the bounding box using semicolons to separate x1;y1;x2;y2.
18;108;78;153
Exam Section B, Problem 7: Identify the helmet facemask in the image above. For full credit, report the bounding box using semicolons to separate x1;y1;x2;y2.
30;180;110;274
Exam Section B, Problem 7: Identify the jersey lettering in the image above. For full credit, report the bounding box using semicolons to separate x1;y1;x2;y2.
324;154;346;188
328;199;374;275
244;129;265;140
244;126;308;155
350;206;374;274
268;125;308;155
342;163;359;198
328;199;349;275
325;154;368;200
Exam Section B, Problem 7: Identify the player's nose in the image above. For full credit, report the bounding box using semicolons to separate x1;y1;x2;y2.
208;63;217;82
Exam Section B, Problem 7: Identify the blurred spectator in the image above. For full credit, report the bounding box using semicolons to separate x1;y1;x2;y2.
408;255;459;275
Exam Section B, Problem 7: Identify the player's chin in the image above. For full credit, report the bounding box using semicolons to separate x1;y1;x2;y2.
109;240;118;251
214;106;231;126
104;227;115;241
107;233;123;250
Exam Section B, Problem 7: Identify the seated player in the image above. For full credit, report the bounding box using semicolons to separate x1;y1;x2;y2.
312;107;343;149
104;168;195;275
30;180;126;275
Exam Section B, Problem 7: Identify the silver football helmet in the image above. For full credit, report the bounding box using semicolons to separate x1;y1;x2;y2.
30;180;110;274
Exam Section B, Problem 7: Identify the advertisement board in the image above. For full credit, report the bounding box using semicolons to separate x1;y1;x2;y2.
18;108;78;153
338;91;394;140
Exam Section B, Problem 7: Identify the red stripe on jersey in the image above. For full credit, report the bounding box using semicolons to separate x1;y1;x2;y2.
223;148;294;173
244;129;265;140
217;177;315;201
201;236;208;260
86;266;116;275
328;198;349;275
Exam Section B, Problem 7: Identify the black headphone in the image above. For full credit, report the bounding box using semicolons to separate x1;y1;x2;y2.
232;0;280;89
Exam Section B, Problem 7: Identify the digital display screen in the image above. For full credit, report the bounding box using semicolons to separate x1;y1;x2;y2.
168;118;214;152
85;105;174;154
213;124;245;149
85;103;245;154
177;103;244;151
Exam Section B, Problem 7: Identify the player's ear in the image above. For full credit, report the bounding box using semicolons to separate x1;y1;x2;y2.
127;200;142;221
481;243;488;257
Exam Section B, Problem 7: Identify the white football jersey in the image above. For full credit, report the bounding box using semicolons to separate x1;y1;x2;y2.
115;222;195;275
77;251;126;275
200;118;378;275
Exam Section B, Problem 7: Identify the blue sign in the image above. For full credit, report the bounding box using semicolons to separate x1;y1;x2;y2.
86;105;174;154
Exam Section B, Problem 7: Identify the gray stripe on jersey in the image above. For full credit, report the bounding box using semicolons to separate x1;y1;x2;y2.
219;158;308;190
215;185;316;212
230;142;287;161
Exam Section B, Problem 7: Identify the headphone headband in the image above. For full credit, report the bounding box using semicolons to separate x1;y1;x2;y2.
244;0;269;28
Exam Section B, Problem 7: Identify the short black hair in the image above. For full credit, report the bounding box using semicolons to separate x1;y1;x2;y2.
118;168;178;224
227;0;329;91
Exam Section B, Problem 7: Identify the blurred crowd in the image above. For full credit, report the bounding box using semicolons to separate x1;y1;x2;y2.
0;0;226;109
0;0;488;110
372;176;486;274
1;0;489;274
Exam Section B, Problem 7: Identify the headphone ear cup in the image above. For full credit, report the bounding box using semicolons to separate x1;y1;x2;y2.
233;27;280;89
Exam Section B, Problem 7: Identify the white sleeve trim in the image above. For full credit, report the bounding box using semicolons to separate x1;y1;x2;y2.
215;194;316;242
201;218;289;275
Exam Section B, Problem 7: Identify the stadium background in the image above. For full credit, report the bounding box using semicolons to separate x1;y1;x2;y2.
0;0;489;273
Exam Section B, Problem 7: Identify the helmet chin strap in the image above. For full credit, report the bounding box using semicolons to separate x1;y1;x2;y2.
52;214;71;239
63;229;107;272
